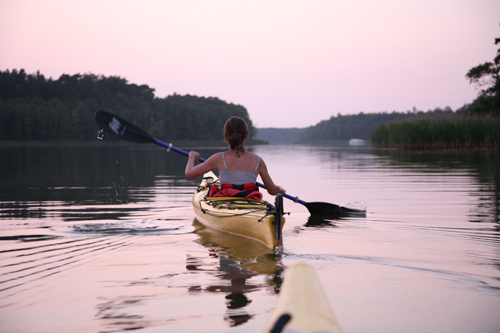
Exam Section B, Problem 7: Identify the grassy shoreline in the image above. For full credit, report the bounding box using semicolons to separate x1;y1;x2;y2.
371;114;500;150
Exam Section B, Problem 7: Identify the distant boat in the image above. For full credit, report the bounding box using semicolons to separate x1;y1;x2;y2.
349;138;366;146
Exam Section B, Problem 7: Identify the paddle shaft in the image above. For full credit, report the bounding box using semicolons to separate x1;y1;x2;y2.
154;138;307;205
94;110;353;215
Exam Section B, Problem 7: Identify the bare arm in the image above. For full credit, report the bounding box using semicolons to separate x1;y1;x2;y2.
185;151;219;179
258;158;285;195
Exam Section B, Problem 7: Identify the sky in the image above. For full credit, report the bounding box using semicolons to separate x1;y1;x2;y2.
1;0;499;128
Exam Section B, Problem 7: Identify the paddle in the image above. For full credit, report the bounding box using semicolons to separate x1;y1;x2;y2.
94;110;364;215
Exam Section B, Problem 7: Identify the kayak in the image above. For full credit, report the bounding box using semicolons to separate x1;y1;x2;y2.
192;171;285;249
264;262;343;333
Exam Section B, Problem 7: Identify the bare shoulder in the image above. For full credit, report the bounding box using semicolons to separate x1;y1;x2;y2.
256;154;268;171
207;152;224;167
246;151;259;159
213;152;224;159
211;151;223;159
247;151;262;163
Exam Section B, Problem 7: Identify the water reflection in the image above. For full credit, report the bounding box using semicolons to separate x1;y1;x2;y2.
0;145;189;203
189;219;284;327
306;215;342;227
372;149;500;225
96;297;149;332
0;145;196;222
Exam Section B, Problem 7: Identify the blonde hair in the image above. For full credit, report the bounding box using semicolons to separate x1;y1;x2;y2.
224;116;248;150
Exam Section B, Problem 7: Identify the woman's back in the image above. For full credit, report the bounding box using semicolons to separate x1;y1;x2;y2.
218;151;260;185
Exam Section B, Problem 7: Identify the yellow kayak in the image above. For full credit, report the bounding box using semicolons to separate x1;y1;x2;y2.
264;262;343;333
192;171;285;249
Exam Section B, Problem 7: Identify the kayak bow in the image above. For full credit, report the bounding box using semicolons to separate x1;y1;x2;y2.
265;262;343;333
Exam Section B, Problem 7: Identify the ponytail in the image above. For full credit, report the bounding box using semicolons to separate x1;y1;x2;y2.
224;117;248;150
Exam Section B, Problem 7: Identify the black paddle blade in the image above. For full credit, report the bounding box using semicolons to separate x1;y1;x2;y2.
305;202;342;215
94;110;156;144
305;201;366;216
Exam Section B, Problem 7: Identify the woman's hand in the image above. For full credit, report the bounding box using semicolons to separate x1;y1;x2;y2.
188;151;200;163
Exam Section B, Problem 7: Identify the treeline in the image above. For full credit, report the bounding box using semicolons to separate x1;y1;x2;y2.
299;107;454;142
0;69;254;141
255;128;305;144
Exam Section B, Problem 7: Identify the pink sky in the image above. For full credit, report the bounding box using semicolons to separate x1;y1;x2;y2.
1;0;499;128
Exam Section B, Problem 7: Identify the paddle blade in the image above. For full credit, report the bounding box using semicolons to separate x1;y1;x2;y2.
305;201;366;216
305;202;342;215
94;110;156;144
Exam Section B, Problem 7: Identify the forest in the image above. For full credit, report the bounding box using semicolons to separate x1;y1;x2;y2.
0;69;254;142
2;24;499;149
298;107;454;143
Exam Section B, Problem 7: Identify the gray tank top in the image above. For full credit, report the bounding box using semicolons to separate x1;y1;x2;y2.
218;152;260;185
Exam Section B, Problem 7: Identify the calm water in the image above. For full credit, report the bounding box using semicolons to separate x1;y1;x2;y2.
1;143;499;332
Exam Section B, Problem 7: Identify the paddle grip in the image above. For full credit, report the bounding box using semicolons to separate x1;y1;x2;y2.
155;139;207;162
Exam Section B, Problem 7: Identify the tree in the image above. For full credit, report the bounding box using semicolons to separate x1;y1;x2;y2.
465;24;500;115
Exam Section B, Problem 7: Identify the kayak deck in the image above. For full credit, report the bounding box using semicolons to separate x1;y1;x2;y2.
192;172;285;249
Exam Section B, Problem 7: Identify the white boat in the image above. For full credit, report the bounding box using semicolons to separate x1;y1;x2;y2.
349;138;366;146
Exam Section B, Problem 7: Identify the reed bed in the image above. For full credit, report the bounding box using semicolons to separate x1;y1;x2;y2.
371;114;500;149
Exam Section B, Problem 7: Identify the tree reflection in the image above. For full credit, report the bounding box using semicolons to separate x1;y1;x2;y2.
371;150;500;225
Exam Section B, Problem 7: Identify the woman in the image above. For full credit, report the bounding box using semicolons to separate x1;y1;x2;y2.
185;116;285;196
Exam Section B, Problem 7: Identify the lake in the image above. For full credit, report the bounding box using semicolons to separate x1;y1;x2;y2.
1;143;499;332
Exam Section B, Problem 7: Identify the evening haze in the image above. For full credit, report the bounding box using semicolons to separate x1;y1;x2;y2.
1;0;499;128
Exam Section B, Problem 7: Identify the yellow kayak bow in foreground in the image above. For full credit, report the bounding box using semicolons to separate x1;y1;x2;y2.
265;262;343;333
